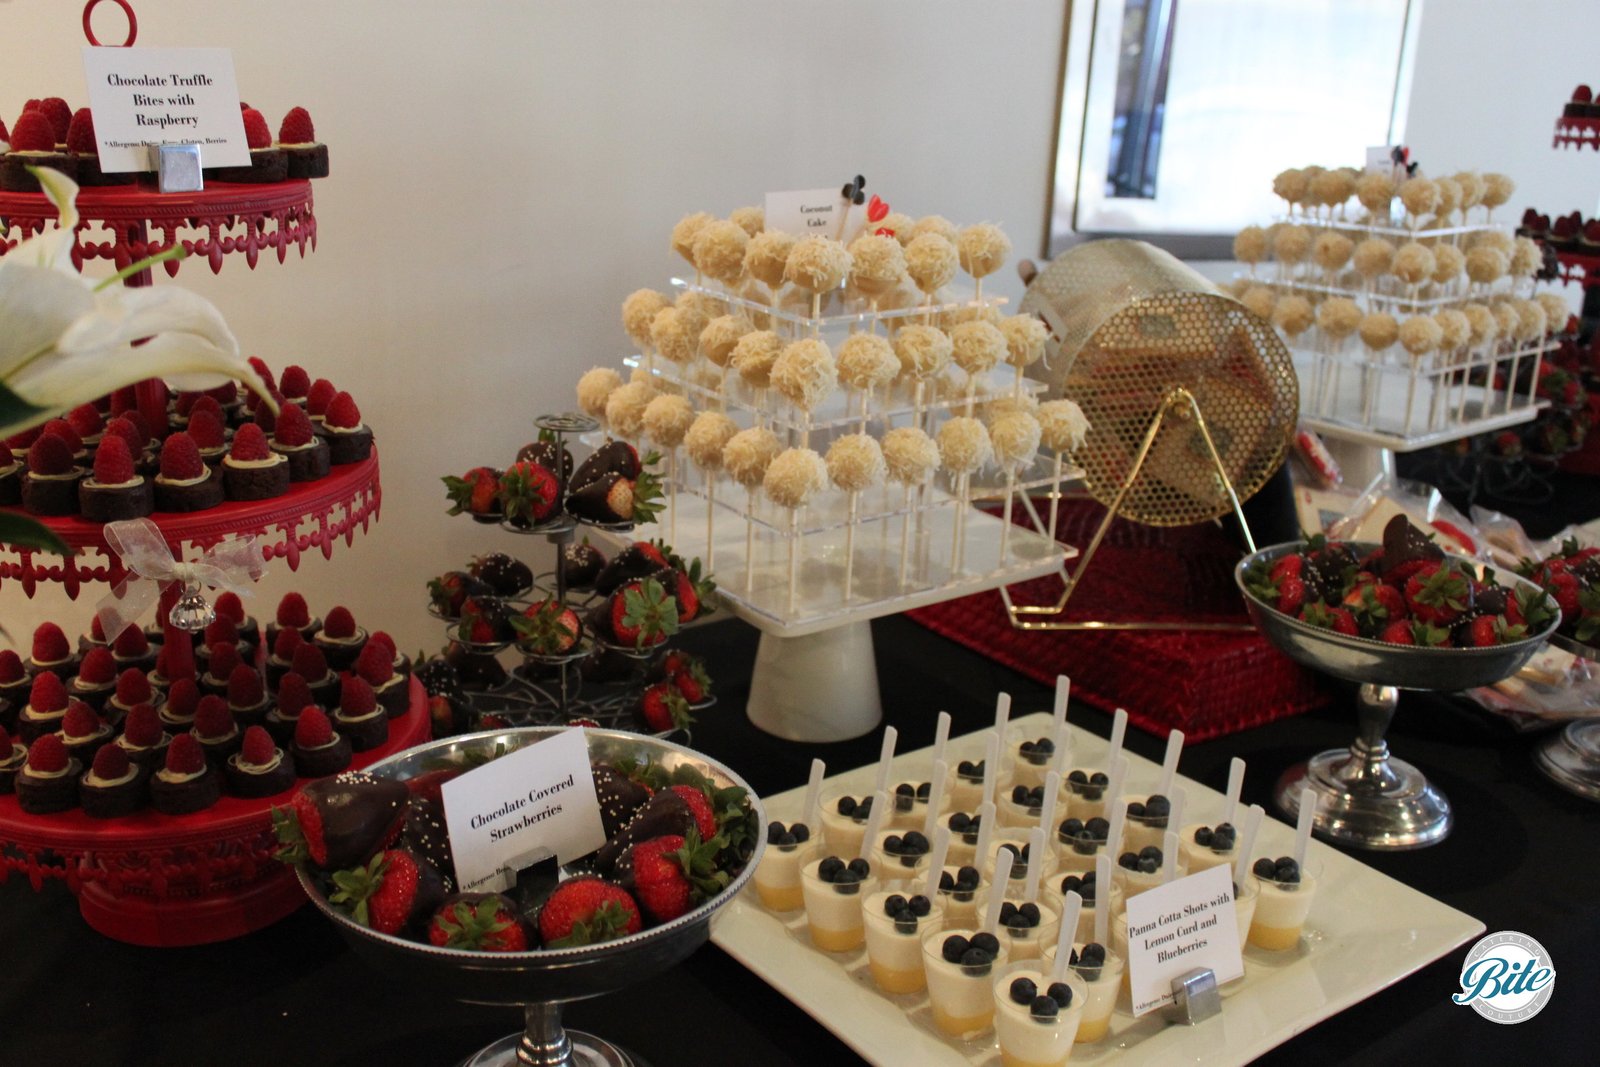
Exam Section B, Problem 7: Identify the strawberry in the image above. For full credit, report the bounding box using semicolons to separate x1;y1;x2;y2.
428;893;531;952
307;379;337;417
469;552;533;596
271;772;410;870
428;571;484;618
91;742;130;781
339;676;377;718
273;627;304;662
562;540;607;588
248;359;277;397
518;436;574;482
193;695;234;740
27;735;70;774
1508;584;1557;633
276;673;314;717
164;733;206;775
61;701;102;741
671;664;711;704
1274;575;1307;615
230;422;272;461
1546;571;1581;620
158;432;205;481
324;606;358;640
114;667;152;707
8;110;54;152
324;392;362;430
572;440;643;488
32;622;70;663
498;460;560;527
538;876;643;947
458;597;510;645
29;671;68;713
653;649;698;680
89;616;106;643
513;599;582;656
1299;602;1358;636
294;706;334;748
277;592;313;629
624;829;728;923
355;642;394;686
278;107;316;145
566;466;663;525
187;407;226;450
78;647;116;684
279;364;311;399
328;848;445;935
663;557;716;623
66;403;103;438
443;466;501;519
1379;620;1416;645
1463;615;1527;648
1577;586;1600;645
121;703;163;747
228;665;265;708
239;725;277;765
638;681;691;733
595;542;672;594
610;578;680;648
1269;554;1303;583
670;784;718;841
41;418;82;454
1341;582;1405;632
112;624;148;659
292;643;330;681
26;433;74;475
1404;562;1474;625
241;107;272;149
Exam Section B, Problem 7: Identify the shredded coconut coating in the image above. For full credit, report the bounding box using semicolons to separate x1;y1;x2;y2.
1453;171;1485;210
722;427;781;488
1316;297;1362;340
1312;232;1354;273
1240;285;1277;321
1392;242;1436;285
621;289;671;348
671;212;715;264
692;220;750;285
950;320;1007;376
1000;315;1049;369
1037;399;1089;454
937;416;992;474
1352;238;1395;279
1431;244;1465;286
1272;225;1312;265
1434;177;1462;221
1398;316;1443;356
784;236;852;293
893;323;953;379
904;233;959;294
1399;177;1439;218
1233;226;1269;264
1509;237;1542;279
1465;247;1507;285
1271;295;1315;337
642;394;695;448
1461;303;1496;346
576;367;624;420
1491;301;1521;339
877;212;916;245
939;304;1003;331
826;433;887;492
604;380;655;437
936;365;972;400
763;447;827;509
983;394;1039;423
910;215;959;244
1536;292;1571;333
1356;172;1395;215
699;314;753;369
685;411;738;469
1359;312;1399;350
1471;229;1512;255
770;338;837;411
744;230;798;289
731;205;765;237
1272;168;1308;206
989;411;1042;470
1309;169;1352;211
957;223;1011;279
1434;309;1471;350
1481;173;1514;209
881;427;941;485
731;330;784;388
650;307;699;365
837;333;900;391
847;234;907;296
1512;299;1546;342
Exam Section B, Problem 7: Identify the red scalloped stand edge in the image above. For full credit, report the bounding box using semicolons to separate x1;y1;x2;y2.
0;676;429;947
0;451;380;598
1554;115;1600;153
0;180;316;277
1551;249;1600;292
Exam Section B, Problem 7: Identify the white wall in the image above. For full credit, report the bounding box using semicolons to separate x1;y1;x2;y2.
3;0;1593;654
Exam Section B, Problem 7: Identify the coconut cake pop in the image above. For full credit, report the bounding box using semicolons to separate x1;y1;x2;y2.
692;220;750;288
1355;172;1394;220
1399;316;1442;359
1272;169;1308;214
1392;242;1436;288
1272;225;1311;276
1316;298;1361;345
1352;238;1395;284
1465;247;1507;288
730;205;765;237
1480;173;1514;217
731;330;783;394
837;333;899;430
724;426;783;593
827;434;888;598
765;447;829;612
910;215;959;244
672;212;716;267
905;233;959;306
990;411;1041;566
848;233;908;302
950;321;1007;412
1433;177;1462;223
1509;238;1542;279
604;380;655;441
1312;232;1353;277
771;339;837;439
878;211;915;245
1240;285;1277;321
938;416;992;575
1271;296;1314;339
1398;177;1439;227
784;236;852;321
622;290;671;352
576;367;624;423
1233;226;1268;271
957;223;1011;297
881;426;942;587
1431;244;1465;288
701;314;753;378
1000;316;1049;384
650;307;699;367
644;394;695;542
744;230;797;295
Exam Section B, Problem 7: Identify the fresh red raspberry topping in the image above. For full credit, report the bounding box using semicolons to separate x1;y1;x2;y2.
324;392;362;430
65;108;96;153
273;402;315;447
239;725;277;766
323;606;357;639
306;379;337;417
277;593;311;629
230;422;272;461
92;743;131;780
367;631;398;658
67;403;104;438
206;642;241;682
338;675;376;718
164;733;206;774
279;365;311;399
26;433;75;476
61;701;101;740
159;432;205;480
214;591;245;625
355;642;394;686
248;357;277;395
112;623;149;659
41;418;82;453
77;647;117;685
193;695;234;739
9;110;55;151
104;417;146;458
29;671;68;712
187;407;226;450
0;650;25;683
294;706;333;748
32;622;70;663
291;643;329;680
36;98;71;142
90;615;106;642
165;678;200;720
278;107;315;144
121;703;163;746
27;734;70;774
273;627;304;662
227;664;265;707
204;617;239;649
241;108;272;149
92;434;136;485
277;672;313;716
115;667;152;706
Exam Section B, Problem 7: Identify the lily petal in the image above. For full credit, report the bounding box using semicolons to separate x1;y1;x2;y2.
0;263;94;378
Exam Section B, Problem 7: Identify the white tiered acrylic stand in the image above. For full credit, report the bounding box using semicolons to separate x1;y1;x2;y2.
602;278;1077;741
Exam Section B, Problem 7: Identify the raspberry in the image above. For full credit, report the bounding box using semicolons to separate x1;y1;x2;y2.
109;387;138;416
241;107;271;149
277;593;311;629
205;382;238;406
278;107;315;144
37;98;71;142
248;357;277;396
306;379;337;417
193;695;234;739
174;391;201;417
104;417;146;458
121;703;163;746
239;725;276;765
273;403;314;447
66;403;103;438
41;418;82;453
324;392;362;429
26;433;75;475
191;394;226;422
112;623;148;659
77;647;117;684
61;700;101;740
294;706;333;748
27;735;70;774
355;641;394;686
214;591;245;625
159;627;196;681
164;733;206;775
272;627;304;662
230;423;271;461
227;664;265;707
291;644;328;680
367;631;398;658
277;672;313;716
323;606;356;639
206;642;241;681
90;615;106;642
115;667;151;706
0;650;24;683
29;671;67;712
279;364;311;399
32;622;70;663
0;117;7;142
92;434;136;484
92;743;131;780
252;388;286;434
9;110;54;151
187;407;226;450
165;678;200;720
338;675;376;717
158;432;205;481
6;427;41;452
204;617;238;649
65;108;96;153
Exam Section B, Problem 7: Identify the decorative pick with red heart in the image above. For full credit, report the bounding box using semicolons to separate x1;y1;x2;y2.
867;194;888;224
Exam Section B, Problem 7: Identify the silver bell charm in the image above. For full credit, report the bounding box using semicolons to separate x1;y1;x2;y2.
169;581;215;633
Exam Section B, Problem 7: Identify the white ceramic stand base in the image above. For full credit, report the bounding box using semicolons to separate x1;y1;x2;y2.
747;621;883;741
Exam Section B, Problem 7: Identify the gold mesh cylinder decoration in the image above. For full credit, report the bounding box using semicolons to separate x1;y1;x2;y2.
1021;240;1298;527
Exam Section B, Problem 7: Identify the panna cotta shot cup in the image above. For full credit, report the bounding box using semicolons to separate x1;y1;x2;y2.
1044;871;1123;945
818;788;881;858
862;888;945;994
983;828;1060;889
921;922;1012;1038
799;855;879;953
1052;815;1111;876
1041;941;1123;1045
936;864;985;927
753;823;816;912
992;963;1088;1067
1177;820;1239;875
1247;856;1320;951
869;827;934;886
974;889;1062;962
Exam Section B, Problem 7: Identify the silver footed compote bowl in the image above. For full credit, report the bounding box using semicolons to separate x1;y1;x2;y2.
295;727;764;1067
1236;543;1558;850
1535;635;1600;801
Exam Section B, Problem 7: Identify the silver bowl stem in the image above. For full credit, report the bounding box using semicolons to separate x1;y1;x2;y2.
459;1004;629;1067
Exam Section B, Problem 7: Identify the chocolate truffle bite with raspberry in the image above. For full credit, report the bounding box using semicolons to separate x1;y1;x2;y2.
270;402;330;482
276;107;329;179
333;675;388;752
21;432;83;516
78;433;153;521
222;422;290;500
226;724;296;798
115;702;171;771
150;733;221;815
153;431;224;512
68;647;119;714
15;734;81;814
314;605;368;671
321;391;373;464
80;743;146;818
290;705;351;778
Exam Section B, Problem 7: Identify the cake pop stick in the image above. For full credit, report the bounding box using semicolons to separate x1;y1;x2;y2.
1222;758;1246;826
1094;853;1113;946
958;223;1011;305
857;789;891;863
923;825;954;900
724;427;781;594
642;394;693;545
1023;826;1046;903
826;434;886;602
764;447;827;613
983;848;1016;937
905;233;958;318
784;236;852;328
1232;805;1266;888
973;800;998;873
802;758;827;831
1292;788;1316;870
990;411;1041;567
686;412;737;573
937;416;992;576
882;425;941;588
1051;724;1073;781
1051;891;1083;983
1161;830;1180;882
1157;729;1184;798
872;726;899;800
923;759;950;841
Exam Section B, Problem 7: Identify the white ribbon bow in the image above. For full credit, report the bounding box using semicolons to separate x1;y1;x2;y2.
96;518;266;641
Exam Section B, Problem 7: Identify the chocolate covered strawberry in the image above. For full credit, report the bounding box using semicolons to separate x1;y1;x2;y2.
622;829;728;923
517;434;573;482
470;552;534;597
561;540;606;588
537;876;642;948
1404;562;1474;625
428;570;488;619
272;773;410;869
443;466;501;521
565;465;662;525
499;460;560;527
514;600;582;656
595;541;671;595
329;848;446;936
572;440;643;489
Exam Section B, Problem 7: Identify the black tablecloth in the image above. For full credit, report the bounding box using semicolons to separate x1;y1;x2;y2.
2;615;1594;1066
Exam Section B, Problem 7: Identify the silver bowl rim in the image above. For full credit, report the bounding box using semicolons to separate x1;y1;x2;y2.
293;725;764;963
1235;540;1561;658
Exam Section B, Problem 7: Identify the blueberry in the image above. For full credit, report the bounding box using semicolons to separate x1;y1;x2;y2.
1080;942;1106;965
939;871;956;891
1073;831;1098;855
970;932;1001;955
1086;817;1110;837
1212;827;1235;851
895;782;915;797
1060;875;1083;894
1047;981;1074;1008
1019;902;1041;925
1138;856;1158;874
908;894;932;917
1144;794;1171;818
847;857;871;879
776;832;797;846
1011;784;1031;804
1090;772;1109;786
851;796;873;822
1139;845;1162;863
1253;858;1277;879
893;918;918;935
961;947;993;972
915;781;932;799
1119;851;1140;870
942;935;970;963
1276;863;1301;884
1068;769;1089;785
835;796;856;817
789;823;810;843
957;760;977;777
1010;976;1037;1005
1081;880;1097;903
1060;817;1085;838
1215;821;1235;836
1006;911;1030;930
1035;738;1055;755
999;902;1018;923
883;894;907;917
818;856;844;881
1002;842;1022;860
893;792;914;812
1275;856;1299;878
1029;995;1059;1018
948;812;971;833
1027;787;1045;807
1127;801;1146;818
1194;826;1214;848
832;869;861;891
956;866;981;889
766;820;787;841
883;834;903;855
1019;740;1034;755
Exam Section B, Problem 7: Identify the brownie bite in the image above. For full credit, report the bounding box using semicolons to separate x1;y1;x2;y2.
224;725;296;798
68;647;119;714
314;606;368;671
0;725;25;793
114;702;171;771
14;735;82;814
275;107;329;179
222;423;290;500
26;622;80;681
320;392;373;464
17;671;71;744
78;434;153;521
153;432;224;512
270;404;330;482
79;744;147;818
290;706;351;778
204;107;286;183
333;675;388;752
21;433;84;516
149;734;221;815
